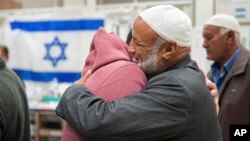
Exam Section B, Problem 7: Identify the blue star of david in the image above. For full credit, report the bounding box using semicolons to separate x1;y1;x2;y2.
44;36;67;67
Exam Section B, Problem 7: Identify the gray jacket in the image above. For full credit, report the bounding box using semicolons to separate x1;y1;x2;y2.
56;56;222;141
0;58;30;141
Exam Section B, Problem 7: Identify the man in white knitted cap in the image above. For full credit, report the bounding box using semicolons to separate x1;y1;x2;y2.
203;14;250;141
56;5;222;141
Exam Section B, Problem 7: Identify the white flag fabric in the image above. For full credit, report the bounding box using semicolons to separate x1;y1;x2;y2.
5;17;104;83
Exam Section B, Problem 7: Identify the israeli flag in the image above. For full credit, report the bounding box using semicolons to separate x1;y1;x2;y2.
6;18;104;82
4;14;105;97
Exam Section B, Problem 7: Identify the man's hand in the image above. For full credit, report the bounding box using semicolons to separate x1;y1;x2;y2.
205;76;219;115
200;69;219;115
75;70;91;85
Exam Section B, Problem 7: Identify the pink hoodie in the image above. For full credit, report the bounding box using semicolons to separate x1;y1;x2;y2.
61;28;147;141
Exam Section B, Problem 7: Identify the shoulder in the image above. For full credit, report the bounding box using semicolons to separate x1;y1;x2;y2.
145;67;207;102
103;61;147;82
232;48;250;73
240;48;250;63
86;61;147;99
145;70;193;98
149;66;203;87
116;62;145;76
103;62;147;87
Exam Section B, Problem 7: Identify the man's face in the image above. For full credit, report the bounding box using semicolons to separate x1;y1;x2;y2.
128;17;164;77
0;50;7;63
202;25;229;63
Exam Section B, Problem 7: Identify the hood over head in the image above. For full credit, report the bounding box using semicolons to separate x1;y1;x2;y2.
82;28;131;75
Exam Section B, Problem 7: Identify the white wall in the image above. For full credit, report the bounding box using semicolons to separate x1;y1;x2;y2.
195;0;214;26
15;0;59;8
63;0;86;7
191;0;214;73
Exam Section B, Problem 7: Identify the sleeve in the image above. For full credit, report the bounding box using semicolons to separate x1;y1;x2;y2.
55;76;192;141
0;110;3;139
0;86;4;140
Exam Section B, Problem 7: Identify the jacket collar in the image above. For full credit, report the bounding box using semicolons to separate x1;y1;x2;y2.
168;55;193;71
219;47;250;95
0;58;6;69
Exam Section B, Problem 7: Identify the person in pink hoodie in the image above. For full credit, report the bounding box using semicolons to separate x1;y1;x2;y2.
61;27;147;141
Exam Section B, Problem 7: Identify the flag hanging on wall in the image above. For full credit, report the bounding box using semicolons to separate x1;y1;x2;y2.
5;17;104;83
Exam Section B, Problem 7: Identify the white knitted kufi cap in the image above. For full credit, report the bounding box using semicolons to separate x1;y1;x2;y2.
205;14;241;34
139;5;192;47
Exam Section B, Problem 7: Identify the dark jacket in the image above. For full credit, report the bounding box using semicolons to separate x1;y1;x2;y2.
0;58;30;141
56;56;222;141
208;47;250;141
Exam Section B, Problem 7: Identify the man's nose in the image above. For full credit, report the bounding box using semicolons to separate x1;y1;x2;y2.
128;45;136;54
202;40;208;48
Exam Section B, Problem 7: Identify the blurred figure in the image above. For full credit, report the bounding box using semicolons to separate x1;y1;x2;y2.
202;14;250;141
0;45;25;86
0;45;9;63
0;57;30;141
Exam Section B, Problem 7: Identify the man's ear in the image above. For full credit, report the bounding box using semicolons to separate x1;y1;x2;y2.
226;31;235;44
161;42;178;60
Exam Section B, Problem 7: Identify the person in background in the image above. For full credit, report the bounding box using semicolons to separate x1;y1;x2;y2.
0;57;30;141
61;28;147;141
56;5;222;141
0;45;9;63
0;45;25;86
202;14;250;141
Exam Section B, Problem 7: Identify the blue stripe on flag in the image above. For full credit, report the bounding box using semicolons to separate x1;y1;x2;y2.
235;14;246;19
235;8;246;12
10;19;104;32
13;69;81;83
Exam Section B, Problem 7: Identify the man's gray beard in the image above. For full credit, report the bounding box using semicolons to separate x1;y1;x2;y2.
139;48;164;78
